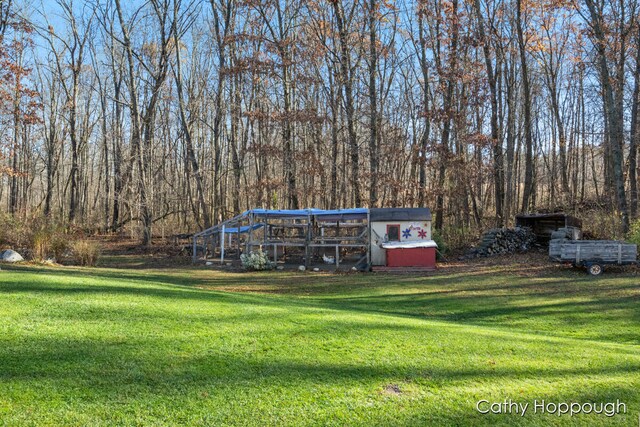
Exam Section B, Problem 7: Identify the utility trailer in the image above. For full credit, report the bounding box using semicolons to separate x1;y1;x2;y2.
549;240;637;275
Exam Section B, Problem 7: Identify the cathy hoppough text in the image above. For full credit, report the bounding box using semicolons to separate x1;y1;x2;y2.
476;399;627;417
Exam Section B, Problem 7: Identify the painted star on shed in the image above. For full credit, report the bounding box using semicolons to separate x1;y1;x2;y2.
418;229;427;239
402;228;412;239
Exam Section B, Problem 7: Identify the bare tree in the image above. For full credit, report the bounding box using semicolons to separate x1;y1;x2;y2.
114;0;176;245
473;0;504;227
172;0;210;229
41;0;93;223
582;0;632;232
331;0;363;207
516;0;534;212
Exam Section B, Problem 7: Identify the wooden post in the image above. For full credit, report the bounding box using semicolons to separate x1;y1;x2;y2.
220;225;225;264
618;243;622;264
246;213;254;255
335;245;340;269
263;219;268;244
214;233;218;258
366;210;371;269
192;236;197;264
305;213;312;268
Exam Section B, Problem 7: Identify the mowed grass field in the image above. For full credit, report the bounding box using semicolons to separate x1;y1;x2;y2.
0;256;639;426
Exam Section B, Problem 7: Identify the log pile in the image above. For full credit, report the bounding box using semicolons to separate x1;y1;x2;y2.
549;227;583;260
468;227;536;257
549;226;582;241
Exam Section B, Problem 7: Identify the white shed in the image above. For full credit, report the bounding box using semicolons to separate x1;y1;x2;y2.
369;208;436;269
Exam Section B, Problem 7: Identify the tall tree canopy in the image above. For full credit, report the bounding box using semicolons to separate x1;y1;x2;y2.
1;0;639;242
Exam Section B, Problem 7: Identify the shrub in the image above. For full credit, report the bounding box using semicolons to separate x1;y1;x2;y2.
578;208;624;240
432;230;448;260
31;229;51;261
71;240;101;266
50;234;70;262
434;225;480;255
0;214;70;261
241;250;275;271
627;219;640;246
0;214;27;250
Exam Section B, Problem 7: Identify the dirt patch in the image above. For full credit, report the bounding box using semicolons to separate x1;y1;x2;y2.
91;235;638;279
99;235;185;257
95;235;194;269
381;384;402;396
436;250;559;277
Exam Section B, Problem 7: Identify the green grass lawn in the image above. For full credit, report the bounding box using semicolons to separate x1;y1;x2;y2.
0;258;639;426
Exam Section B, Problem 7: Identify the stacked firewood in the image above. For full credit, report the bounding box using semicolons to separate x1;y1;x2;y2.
549;226;582;241
468;227;536;257
548;227;583;260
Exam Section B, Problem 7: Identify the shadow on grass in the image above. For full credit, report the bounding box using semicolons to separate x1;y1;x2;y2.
1;330;639;386
3;264;640;426
2;264;640;345
2;337;636;427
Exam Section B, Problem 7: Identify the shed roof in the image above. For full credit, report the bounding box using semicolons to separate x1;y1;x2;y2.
515;213;579;220
369;208;432;222
515;213;582;228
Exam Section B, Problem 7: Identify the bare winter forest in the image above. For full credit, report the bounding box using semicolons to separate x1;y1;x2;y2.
0;0;638;246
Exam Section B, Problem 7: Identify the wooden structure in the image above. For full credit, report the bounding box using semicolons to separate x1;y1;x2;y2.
192;207;436;271
192;209;370;268
516;213;582;244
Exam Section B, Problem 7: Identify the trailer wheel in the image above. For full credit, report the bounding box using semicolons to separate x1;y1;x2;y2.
587;263;603;276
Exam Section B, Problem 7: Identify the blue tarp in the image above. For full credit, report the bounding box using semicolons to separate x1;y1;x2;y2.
215;209;368;234
249;208;368;219
221;223;264;234
196;208;429;237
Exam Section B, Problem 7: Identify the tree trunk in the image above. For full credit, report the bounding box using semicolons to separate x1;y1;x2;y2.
629;28;640;218
173;7;211;229
434;0;458;232
368;0;379;207
333;0;361;206
474;0;504;227
281;62;299;209
115;0;148;245
417;5;430;209
585;0;629;233
517;0;534;213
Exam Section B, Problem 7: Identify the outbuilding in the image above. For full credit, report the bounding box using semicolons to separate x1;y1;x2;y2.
193;207;437;271
369;208;436;270
515;213;582;244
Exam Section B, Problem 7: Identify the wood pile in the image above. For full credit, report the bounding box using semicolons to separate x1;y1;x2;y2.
549;227;584;260
549;226;582;241
467;227;536;257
